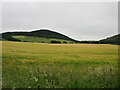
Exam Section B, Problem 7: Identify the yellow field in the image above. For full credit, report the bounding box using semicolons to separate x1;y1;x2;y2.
2;41;118;88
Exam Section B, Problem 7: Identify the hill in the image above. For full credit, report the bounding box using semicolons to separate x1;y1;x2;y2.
99;34;120;44
1;29;119;44
78;34;120;44
1;29;79;43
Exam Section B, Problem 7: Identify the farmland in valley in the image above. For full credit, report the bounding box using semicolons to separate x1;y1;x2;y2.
2;41;118;88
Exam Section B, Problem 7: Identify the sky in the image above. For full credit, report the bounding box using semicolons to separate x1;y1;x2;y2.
1;2;118;41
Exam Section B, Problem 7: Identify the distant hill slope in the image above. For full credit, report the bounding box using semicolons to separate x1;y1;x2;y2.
12;35;75;43
100;34;120;44
1;29;79;43
1;29;119;44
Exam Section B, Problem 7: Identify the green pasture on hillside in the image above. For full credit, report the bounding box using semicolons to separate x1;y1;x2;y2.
12;35;74;43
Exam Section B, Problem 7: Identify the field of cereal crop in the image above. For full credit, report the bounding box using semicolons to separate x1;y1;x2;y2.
2;41;118;88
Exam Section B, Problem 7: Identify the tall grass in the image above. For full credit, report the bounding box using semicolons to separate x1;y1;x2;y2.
2;41;118;88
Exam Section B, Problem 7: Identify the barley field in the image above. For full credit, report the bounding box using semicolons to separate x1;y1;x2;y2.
2;41;118;88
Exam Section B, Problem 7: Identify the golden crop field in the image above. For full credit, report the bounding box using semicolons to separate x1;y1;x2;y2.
2;41;118;88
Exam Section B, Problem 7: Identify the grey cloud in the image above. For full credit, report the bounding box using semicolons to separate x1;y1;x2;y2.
2;2;118;40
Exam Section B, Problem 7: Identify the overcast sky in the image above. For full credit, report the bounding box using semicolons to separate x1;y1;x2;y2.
2;2;118;40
